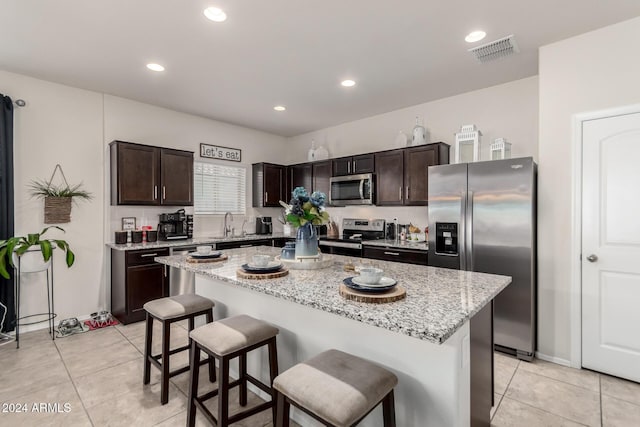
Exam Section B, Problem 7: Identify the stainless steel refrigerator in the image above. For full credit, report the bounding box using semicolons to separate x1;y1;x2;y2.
428;157;537;361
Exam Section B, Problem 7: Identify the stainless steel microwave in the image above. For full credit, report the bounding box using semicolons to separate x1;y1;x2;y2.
329;173;375;206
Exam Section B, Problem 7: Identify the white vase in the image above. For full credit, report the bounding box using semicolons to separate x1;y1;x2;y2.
12;250;51;273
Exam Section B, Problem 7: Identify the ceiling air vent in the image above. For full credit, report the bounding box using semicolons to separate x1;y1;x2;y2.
468;35;519;63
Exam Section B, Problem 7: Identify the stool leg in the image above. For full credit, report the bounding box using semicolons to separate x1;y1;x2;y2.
275;391;290;427
382;389;396;427
206;310;216;383
268;337;279;422
143;313;153;385
187;341;201;427
218;356;230;427
239;353;247;406
161;320;170;405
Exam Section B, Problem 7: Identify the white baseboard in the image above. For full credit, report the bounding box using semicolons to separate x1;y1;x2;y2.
535;352;572;367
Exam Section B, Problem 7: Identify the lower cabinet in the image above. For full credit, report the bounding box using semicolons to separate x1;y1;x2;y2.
216;239;273;250
362;246;428;266
111;248;170;324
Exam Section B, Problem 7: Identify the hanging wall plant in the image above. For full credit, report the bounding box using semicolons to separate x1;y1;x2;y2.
28;164;92;224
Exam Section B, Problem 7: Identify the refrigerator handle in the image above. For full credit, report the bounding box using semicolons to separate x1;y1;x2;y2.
460;193;467;271
466;190;474;271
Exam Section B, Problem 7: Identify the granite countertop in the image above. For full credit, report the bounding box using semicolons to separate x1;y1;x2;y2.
362;239;428;251
155;247;510;344
107;233;287;251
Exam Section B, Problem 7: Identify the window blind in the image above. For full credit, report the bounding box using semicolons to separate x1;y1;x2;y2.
194;162;246;215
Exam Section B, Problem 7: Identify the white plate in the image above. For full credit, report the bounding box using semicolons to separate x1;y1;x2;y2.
352;276;397;288
247;261;282;270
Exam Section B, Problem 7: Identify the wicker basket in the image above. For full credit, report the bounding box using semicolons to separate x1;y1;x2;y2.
44;196;72;224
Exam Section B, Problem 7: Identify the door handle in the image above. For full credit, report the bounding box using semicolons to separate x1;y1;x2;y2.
239;244;253;248
162;186;166;200
384;251;400;256
586;254;598;262
140;253;158;258
353;159;356;172
359;179;364;199
265;192;268;203
348;161;351;174
406;186;410;200
467;190;474;271
398;187;402;201
154;186;158;200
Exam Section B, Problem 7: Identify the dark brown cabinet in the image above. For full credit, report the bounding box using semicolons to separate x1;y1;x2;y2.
252;163;286;207
110;140;193;206
332;154;374;176
111;247;170;324
312;160;331;196
287;163;312;199
362;246;428;266
375;150;405;205
403;143;449;205
216;239;273;250
375;143;450;206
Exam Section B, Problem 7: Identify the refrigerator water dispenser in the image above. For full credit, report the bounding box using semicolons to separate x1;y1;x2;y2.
435;222;458;255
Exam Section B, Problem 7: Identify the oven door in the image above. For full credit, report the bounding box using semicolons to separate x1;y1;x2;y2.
329;174;374;206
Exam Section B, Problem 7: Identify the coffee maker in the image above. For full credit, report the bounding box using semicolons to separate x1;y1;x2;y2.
255;216;273;235
158;209;193;240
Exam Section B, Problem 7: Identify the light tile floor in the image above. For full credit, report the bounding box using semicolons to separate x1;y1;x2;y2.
1;325;639;426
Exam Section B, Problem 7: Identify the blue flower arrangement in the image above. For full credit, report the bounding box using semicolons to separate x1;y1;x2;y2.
279;187;329;227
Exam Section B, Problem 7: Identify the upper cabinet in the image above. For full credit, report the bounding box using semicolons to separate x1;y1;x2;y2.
332;154;374;176
253;163;286;207
375;143;450;206
110;140;193;206
286;160;331;200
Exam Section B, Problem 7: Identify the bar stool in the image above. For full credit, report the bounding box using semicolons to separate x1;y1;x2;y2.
143;293;215;405
187;314;279;427
273;349;398;427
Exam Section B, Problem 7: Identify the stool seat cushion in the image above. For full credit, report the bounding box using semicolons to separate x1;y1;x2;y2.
190;314;278;356
143;294;214;320
273;349;398;427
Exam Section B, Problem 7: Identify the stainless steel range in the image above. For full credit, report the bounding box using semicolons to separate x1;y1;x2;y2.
319;218;385;256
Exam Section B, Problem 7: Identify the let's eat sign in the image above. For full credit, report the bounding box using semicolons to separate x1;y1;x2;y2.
200;143;242;162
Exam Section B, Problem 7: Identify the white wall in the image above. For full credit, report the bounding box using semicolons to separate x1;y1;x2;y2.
0;70;105;325
0;70;287;328
538;16;640;362
286;76;539;230
103;95;288;239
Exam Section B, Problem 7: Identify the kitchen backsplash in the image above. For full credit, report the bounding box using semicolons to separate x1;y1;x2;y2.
108;204;428;242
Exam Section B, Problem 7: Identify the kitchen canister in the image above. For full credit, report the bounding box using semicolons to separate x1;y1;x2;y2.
146;230;158;242
131;231;143;243
115;231;128;244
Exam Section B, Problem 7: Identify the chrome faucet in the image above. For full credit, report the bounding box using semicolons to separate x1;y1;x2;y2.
224;212;234;237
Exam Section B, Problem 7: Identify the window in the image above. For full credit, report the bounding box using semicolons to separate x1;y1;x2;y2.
194;162;246;215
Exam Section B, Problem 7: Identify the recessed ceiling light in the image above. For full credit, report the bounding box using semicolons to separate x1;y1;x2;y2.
204;7;227;22
341;79;356;87
273;105;286;112
465;31;486;43
146;63;165;72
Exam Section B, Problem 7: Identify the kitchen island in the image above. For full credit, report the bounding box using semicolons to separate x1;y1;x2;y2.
156;247;511;427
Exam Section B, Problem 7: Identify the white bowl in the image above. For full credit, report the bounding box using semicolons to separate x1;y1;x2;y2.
252;254;271;267
358;267;384;285
196;245;213;254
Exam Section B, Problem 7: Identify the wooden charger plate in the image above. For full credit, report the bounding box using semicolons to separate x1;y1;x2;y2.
186;254;228;263
339;283;406;304
236;268;289;280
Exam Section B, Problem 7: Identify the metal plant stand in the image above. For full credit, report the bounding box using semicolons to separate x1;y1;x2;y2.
13;253;56;349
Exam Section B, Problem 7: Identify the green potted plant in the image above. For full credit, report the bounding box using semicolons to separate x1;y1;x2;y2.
28;164;92;224
0;226;75;279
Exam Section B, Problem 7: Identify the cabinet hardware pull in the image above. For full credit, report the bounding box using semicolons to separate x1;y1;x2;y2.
162;186;166;200
398;187;402;201
265;192;268;203
384;251;400;256
348;161;351;174
140;253;158;257
406;186;410;200
154;186;158;200
353;159;356;172
239;244;253;248
164;265;167;277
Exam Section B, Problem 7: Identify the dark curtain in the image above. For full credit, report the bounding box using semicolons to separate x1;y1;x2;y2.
0;94;15;332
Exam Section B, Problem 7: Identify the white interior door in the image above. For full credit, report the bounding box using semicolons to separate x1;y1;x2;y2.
582;111;640;382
